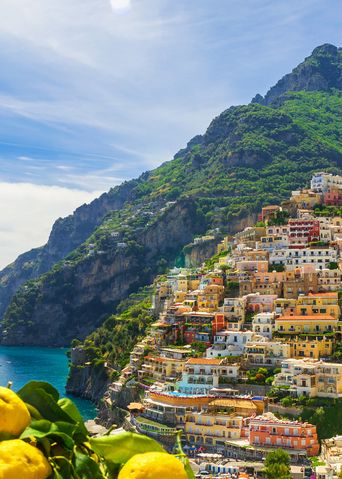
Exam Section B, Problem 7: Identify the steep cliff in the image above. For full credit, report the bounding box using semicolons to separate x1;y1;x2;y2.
1;44;342;345
2;199;204;345
0;181;138;320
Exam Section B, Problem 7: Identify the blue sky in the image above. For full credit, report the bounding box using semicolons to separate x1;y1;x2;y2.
0;0;341;267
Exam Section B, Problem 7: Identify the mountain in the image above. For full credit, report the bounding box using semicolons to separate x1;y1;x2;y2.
1;44;342;346
252;43;342;105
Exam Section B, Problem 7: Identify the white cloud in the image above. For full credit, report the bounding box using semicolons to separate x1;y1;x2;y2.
0;182;101;269
110;0;131;11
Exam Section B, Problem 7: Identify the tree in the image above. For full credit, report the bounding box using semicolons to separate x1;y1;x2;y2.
264;449;291;479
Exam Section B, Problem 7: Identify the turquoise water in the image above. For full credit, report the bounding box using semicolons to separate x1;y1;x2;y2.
0;346;97;420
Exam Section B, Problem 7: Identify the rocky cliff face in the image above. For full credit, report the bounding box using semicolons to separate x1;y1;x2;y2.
2;199;205;346
0;181;138;322
253;44;341;106
66;363;110;404
67;348;142;427
183;239;218;268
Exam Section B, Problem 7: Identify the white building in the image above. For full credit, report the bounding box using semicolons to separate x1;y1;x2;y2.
177;358;240;395
274;358;342;399
319;217;333;243
311;172;342;193
256;234;289;252
252;312;276;339
244;341;291;367
270;247;338;271
206;330;264;358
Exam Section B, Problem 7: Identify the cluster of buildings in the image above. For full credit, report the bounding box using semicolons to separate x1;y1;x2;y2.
118;173;342;473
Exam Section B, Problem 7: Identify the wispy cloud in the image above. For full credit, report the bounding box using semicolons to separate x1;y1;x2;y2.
0;182;100;268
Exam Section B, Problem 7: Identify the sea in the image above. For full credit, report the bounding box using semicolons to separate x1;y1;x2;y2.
0;346;97;420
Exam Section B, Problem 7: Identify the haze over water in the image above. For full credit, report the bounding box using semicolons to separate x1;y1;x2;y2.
0;346;97;420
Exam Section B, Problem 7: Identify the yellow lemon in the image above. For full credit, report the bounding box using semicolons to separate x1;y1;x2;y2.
0;387;31;435
118;451;188;479
0;439;52;479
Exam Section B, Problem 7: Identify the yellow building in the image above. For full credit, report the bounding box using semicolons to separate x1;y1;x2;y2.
295;292;340;318
197;284;224;312
274;298;297;315
287;337;333;359
138;355;185;381
244;341;291;367
185;410;243;448
291;189;322;209
174;290;187;303
217;236;230;254
275;315;339;334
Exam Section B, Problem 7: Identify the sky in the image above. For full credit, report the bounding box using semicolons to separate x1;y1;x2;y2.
0;0;341;268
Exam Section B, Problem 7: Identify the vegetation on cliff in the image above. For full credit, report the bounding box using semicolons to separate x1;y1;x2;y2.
72;287;154;373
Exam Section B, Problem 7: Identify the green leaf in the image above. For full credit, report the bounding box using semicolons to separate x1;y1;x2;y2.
73;450;104;479
20;420;75;450
19;388;76;424
25;402;43;420
58;398;88;436
18;381;60;402
90;431;165;465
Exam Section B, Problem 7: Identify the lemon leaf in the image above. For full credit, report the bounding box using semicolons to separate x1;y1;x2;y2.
58;398;88;436
90;431;165;465
18;381;60;402
21;419;75;450
18;388;76;424
73;449;104;479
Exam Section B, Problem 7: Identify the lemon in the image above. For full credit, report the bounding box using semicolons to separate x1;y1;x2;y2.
118;451;188;479
0;387;31;435
0;439;52;479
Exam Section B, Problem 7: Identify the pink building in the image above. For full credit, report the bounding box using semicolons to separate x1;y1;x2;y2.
243;293;277;313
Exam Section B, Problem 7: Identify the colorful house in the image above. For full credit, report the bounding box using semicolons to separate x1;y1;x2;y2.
275;314;339;334
274;358;342;398
248;412;319;456
287;218;320;246
138;354;186;382
244;341;291;367
177;358;240;395
287;337;333;360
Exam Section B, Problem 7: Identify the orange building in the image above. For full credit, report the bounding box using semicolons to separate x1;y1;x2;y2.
258;205;282;222
249;413;319;456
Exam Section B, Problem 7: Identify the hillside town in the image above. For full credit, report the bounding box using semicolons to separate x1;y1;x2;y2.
78;173;342;479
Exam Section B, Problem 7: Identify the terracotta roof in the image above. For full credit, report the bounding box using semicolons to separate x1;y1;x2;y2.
127;402;144;410
276;315;337;321
307;292;338;297
186;358;223;365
